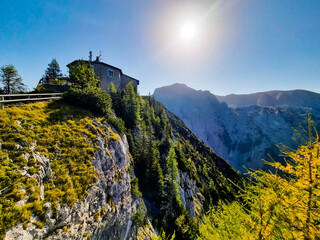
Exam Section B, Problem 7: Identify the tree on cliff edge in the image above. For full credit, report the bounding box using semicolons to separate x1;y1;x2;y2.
0;65;26;94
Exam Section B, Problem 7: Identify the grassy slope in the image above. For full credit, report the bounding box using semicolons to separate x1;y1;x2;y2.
0;101;120;237
0;98;242;239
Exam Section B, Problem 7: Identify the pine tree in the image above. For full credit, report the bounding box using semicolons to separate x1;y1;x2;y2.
0;65;26;94
160;110;172;138
165;147;182;206
44;59;63;83
122;82;141;129
152;148;165;198
108;82;117;97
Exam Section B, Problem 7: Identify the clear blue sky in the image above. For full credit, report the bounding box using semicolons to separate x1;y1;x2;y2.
1;0;319;95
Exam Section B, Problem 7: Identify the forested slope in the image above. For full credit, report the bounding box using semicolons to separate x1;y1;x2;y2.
0;82;241;240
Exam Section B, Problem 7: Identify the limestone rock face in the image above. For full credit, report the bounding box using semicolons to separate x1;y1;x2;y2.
154;84;320;173
178;171;203;218
5;123;156;240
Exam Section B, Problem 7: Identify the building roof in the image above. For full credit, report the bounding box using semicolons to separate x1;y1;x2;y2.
68;60;123;73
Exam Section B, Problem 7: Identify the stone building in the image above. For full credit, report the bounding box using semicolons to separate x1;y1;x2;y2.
67;57;139;91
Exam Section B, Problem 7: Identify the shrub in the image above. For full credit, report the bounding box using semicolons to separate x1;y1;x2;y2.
63;226;70;234
131;210;147;228
33;221;43;229
131;177;142;199
65;188;77;207
63;87;111;116
94;211;101;221
68;60;99;88
105;116;126;133
33;85;52;93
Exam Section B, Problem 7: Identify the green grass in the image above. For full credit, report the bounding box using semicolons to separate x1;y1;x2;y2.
0;101;116;237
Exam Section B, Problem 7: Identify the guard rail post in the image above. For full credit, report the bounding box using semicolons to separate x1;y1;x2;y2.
1;96;4;110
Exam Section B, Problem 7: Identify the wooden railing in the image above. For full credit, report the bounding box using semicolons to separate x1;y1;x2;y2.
0;93;63;109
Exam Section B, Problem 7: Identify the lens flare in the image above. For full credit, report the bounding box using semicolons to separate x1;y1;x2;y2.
179;22;196;40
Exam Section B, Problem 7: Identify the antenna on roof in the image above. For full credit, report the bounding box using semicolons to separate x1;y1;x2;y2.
99;50;102;61
89;51;93;61
95;51;103;62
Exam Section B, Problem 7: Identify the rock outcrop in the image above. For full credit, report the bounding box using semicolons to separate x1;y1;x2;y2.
178;171;203;218
5;122;156;240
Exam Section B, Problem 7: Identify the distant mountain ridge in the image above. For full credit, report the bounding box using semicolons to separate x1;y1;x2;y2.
154;84;320;172
216;89;320;109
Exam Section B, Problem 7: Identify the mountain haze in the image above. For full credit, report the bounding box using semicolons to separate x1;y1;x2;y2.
154;84;320;172
216;89;320;109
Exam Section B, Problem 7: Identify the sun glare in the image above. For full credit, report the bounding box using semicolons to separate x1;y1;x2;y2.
179;22;196;41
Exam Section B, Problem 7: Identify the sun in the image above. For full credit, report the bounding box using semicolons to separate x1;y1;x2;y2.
179;22;196;41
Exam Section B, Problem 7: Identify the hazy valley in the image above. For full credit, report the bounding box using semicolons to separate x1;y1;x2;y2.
154;83;320;172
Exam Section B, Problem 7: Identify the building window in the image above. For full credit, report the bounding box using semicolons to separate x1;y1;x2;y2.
108;69;114;78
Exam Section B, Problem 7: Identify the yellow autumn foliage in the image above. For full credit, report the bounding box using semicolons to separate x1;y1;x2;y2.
198;115;320;240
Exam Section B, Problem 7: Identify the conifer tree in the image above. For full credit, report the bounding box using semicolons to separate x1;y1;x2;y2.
152;148;165;198
108;82;117;98
160;110;172;138
165;147;182;206
44;58;63;82
122;82;141;129
0;65;26;94
108;82;122;115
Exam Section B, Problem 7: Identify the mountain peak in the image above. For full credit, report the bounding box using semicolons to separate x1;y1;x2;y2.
154;83;320;172
217;89;320;108
154;83;195;94
154;83;221;108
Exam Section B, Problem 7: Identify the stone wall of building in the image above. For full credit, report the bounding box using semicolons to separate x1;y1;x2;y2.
91;62;122;90
121;74;139;90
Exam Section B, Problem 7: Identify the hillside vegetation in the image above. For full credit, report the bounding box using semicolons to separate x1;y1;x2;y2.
0;82;240;239
2;62;318;239
101;82;241;238
197;116;320;239
0;101;122;237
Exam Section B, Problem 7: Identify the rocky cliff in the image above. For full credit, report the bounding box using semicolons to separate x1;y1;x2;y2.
1;98;239;240
154;84;320;172
0;102;156;240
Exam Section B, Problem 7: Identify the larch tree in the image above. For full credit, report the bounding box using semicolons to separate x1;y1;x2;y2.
0;65;26;94
270;114;320;239
197;115;320;240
